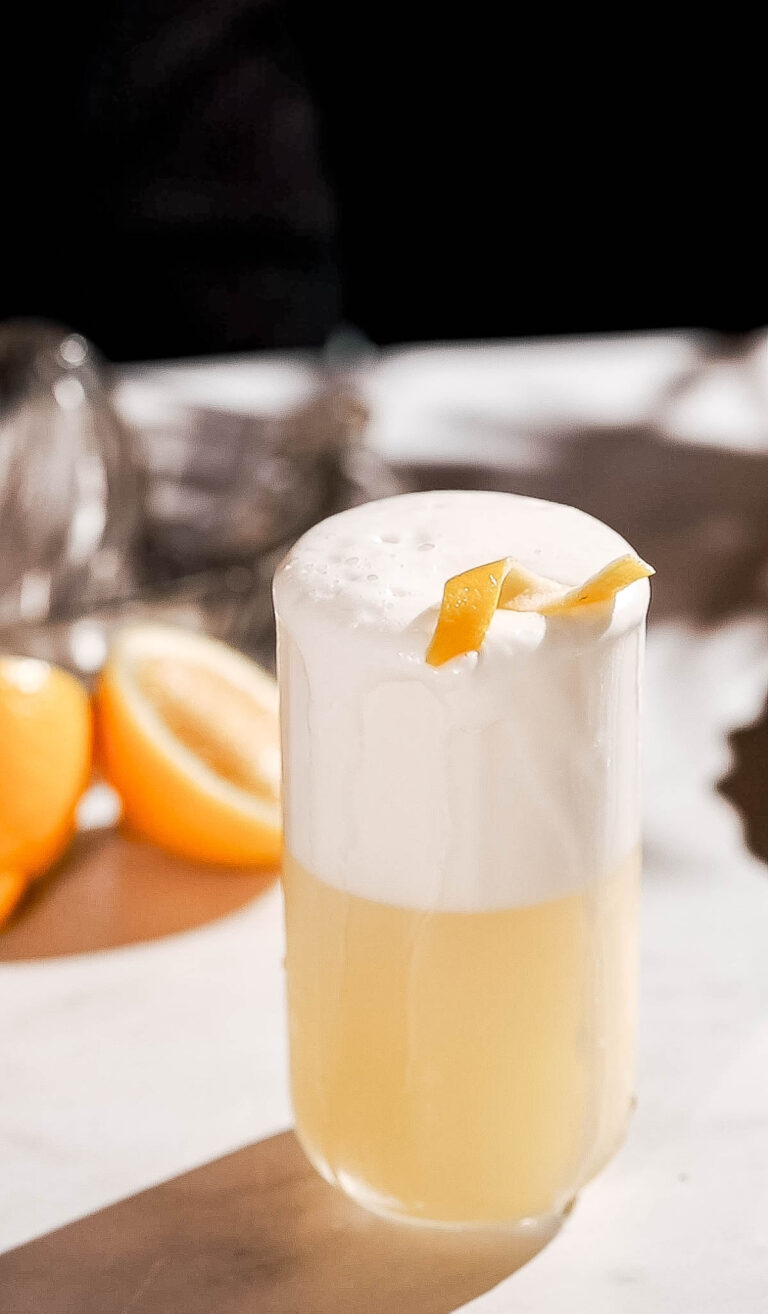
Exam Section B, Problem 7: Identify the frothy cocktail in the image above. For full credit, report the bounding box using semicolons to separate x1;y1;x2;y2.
274;491;649;1226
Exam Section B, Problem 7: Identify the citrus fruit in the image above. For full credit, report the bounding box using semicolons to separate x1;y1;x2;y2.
94;625;281;867
0;871;29;924
0;656;92;885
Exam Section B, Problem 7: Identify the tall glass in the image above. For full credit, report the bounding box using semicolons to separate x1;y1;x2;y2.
274;490;649;1227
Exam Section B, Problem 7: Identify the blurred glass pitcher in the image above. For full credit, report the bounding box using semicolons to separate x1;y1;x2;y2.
0;320;141;630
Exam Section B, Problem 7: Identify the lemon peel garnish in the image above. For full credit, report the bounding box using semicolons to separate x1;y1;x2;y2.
425;558;509;668
426;554;653;666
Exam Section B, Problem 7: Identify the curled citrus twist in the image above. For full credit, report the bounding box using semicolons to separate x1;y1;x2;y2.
426;554;654;667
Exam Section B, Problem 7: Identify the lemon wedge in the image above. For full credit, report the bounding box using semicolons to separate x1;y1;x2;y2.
95;625;281;867
0;656;92;881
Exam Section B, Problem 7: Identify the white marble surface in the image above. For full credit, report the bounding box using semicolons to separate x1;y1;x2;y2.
462;619;768;1312
3;339;768;1308
116;332;710;466
3;620;767;1309
0;883;289;1253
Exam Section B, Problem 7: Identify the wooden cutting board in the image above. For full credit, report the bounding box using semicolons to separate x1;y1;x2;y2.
0;829;274;961
0;1131;558;1313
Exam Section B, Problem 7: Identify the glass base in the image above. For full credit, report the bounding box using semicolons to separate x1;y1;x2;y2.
298;1132;576;1233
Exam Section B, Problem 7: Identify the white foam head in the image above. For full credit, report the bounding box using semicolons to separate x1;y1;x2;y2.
274;491;649;910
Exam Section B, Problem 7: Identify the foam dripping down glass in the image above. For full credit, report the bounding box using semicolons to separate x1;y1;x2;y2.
273;490;650;1227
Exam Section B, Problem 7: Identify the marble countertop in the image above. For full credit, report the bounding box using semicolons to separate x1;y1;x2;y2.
3;335;768;1311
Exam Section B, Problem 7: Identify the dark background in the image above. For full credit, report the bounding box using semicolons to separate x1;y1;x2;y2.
2;3;763;361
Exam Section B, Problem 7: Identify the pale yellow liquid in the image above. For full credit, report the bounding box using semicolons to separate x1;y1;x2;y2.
283;850;639;1225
